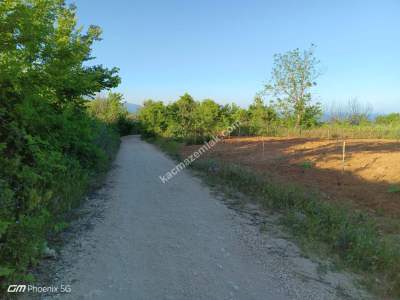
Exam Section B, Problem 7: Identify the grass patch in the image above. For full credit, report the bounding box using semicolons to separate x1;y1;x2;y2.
388;185;400;194
148;136;400;298
299;161;314;169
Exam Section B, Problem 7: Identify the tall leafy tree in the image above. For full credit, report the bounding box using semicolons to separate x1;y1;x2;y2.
173;93;197;138
138;100;167;136
264;45;321;128
87;92;128;124
231;105;249;136
248;96;277;135
194;99;221;139
248;96;266;135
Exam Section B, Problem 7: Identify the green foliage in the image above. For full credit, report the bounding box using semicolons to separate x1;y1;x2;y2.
53;221;69;233
138;91;399;141
388;185;400;194
87;93;127;124
264;45;322;128
299;161;314;169
138;93;277;143
0;0;120;288
194;99;221;139
290;123;400;140
139;94;230;143
117;114;141;136
170;93;197;139
87;92;136;135
247;96;277;135
376;113;400;126
138;100;168;137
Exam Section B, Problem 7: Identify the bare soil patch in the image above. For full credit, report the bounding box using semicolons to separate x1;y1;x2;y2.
181;137;400;218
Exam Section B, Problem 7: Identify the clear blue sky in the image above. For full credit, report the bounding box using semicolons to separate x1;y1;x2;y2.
72;0;399;113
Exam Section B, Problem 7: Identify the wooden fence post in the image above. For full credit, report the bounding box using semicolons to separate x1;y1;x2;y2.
262;136;265;157
342;140;346;174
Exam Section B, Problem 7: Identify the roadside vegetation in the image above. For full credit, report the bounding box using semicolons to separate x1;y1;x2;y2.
87;92;141;136
139;46;400;297
139;94;400;141
0;0;130;289
139;92;400;142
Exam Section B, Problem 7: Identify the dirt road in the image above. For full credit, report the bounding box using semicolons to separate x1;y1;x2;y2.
35;136;369;299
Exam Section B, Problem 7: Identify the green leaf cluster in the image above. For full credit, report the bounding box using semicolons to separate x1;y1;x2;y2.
0;0;120;286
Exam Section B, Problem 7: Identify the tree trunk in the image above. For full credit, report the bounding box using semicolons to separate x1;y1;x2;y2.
295;112;302;128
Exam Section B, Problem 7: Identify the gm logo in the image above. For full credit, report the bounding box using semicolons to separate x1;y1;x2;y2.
7;285;26;293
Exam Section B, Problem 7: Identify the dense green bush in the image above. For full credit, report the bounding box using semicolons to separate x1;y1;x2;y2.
138;93;400;143
116;115;140;136
138;94;245;142
87;92;138;136
0;0;120;286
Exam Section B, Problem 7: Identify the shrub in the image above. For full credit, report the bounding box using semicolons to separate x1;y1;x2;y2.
0;0;120;288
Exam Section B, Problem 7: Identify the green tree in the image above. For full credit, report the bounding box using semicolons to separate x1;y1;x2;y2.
248;96;277;135
264;45;321;128
87;92;136;135
173;93;197;139
232;106;249;136
219;103;237;134
248;96;266;134
0;0;120;284
137;100;167;136
194;99;221;139
87;93;128;124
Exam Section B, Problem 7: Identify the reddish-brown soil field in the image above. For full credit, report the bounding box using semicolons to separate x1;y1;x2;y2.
181;137;400;218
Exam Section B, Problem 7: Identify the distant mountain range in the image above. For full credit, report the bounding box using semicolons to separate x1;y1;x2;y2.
124;103;141;113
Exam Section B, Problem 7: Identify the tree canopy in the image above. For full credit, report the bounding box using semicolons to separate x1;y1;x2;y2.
264;45;322;128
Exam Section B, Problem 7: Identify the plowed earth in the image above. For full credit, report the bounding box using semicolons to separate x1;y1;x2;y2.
182;137;400;218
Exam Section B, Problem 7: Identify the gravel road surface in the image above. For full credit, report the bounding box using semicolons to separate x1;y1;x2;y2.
32;135;369;300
